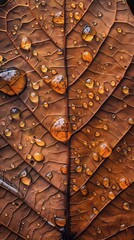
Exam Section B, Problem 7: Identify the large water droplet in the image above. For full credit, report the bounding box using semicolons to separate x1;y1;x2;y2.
122;85;129;95
50;74;67;94
4;128;12;137
108;191;115;200
0;68;27;96
10;108;21;120
99;142;112;158
85;78;94;89
30;92;39;103
50;117;72;142
128;117;134;125
20;169;31;186
74;11;82;20
61;164;67;174
82;25;96;42
35;139;46;147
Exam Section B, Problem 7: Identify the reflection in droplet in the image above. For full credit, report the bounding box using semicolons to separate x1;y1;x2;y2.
82;25;96;42
82;51;93;63
0;67;27;96
33;152;44;162
50;117;72;142
20;36;32;51
10;108;21;120
99;142;112;158
54;217;66;227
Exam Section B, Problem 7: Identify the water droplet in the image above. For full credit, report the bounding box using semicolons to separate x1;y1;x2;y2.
71;3;76;8
95;131;101;137
97;11;103;18
10;108;21;120
103;124;108;130
72;124;77;131
18;143;23;150
123;202;130;211
20;169;32;186
82;51;93;63
61;164;67;174
0;67;27;96
35;139;46;147
50;117;72;142
107;1;112;6
85;78;94;89
74;11;82;20
54;217;66;227
85;168;93;176
117;27;122;33
50;74;67;94
118;177;128;189
33;50;38;56
75;165;82;173
32;82;40;90
93;207;99;215
108;191;115;200
30;92;39;103
82;25;96;42
103;177;110;188
4;129;12;137
96;227;102;234
74;157;80;164
33;152;44;162
46;172;53;180
122;86;129;95
79;1;84;9
98;84;104;94
88;92;94;99
20;36;32;51
41;65;48;73
19;121;25;128
0;55;3;62
92;152;99;161
80;185;88;196
99;142;112;158
53;12;64;25
111;80;116;87
88;101;94;107
83;102;88;109
72;184;79;192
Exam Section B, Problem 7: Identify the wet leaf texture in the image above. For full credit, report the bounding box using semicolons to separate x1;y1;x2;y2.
0;0;134;239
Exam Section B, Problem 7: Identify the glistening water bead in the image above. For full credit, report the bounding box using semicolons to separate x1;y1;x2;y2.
82;25;96;42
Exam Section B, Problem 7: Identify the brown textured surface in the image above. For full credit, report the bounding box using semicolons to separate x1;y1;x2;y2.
0;0;134;239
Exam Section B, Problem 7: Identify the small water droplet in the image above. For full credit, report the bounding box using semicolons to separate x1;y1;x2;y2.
41;65;48;73
108;191;115;199
72;184;79;192
74;157;80;164
80;185;88;196
118;177;128;189
92;207;99;215
103;177;110;188
19;121;25;128
82;51;93;63
61;164;67;174
122;85;129;95
10;108;21;120
75;165;82;173
97;11;103;18
85;168;93;176
123;202;130;211
92;152;99;161
117;27;122;33
4;129;12;137
98;84;104;94
46;172;53;180
20;36;32;51
50;117;72;142
30;92;39;103
33;152;44;162
99;142;112;158
32;82;40;90
20;169;32;186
